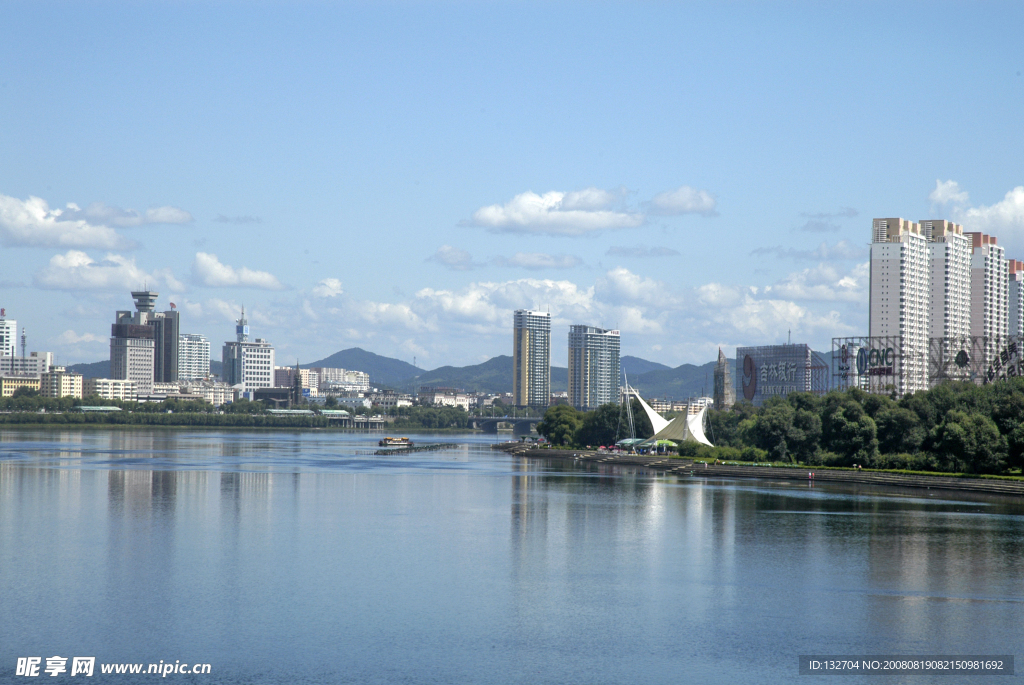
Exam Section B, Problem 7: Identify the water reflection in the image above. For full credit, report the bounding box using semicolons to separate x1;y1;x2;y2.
0;431;1022;684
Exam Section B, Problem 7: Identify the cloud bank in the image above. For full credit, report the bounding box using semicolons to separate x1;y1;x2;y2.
469;188;643;236
191;252;285;290
34;250;184;291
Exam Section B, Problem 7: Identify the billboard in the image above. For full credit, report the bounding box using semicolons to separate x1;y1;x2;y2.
832;335;931;394
835;335;1022;394
735;344;829;407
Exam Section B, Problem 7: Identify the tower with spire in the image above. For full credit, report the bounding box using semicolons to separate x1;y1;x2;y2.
221;305;275;394
713;347;735;411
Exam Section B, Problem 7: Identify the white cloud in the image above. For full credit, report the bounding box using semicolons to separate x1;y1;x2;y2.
468;188;643;236
61;201;193;227
0;194;134;249
427;245;478;271
191;252;285;290
767;262;868;302
312;278;343;297
33;250;180;291
215;266;865;370
54;330;105;345
929;179;969;205
596;267;668;306
649;185;718;216
955;186;1024;234
493;252;582;270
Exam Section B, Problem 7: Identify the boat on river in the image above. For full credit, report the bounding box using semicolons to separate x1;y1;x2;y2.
379;437;414;447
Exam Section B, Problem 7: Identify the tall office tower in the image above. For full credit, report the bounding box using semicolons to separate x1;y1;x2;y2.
178;334;212;380
966;233;1008;367
713;347;735;410
110;292;159;394
512;309;551;408
222;307;275;392
111;291;179;386
0;312;16;358
150;306;179;383
567;325;620;410
921;220;971;340
870;218;929;393
1010;260;1024;338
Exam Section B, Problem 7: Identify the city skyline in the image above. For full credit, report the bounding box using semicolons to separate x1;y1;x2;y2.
1;3;1023;369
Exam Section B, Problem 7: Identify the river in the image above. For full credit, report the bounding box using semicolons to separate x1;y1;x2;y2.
1;429;1022;684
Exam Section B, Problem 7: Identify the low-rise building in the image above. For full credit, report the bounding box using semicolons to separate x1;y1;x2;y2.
84;378;136;402
39;368;83;399
369;391;413;410
152;382;183;395
0;376;41;397
333;395;373;410
0;351;53;377
418;386;471;410
275;367;320;396
181;381;235;407
314;367;370;393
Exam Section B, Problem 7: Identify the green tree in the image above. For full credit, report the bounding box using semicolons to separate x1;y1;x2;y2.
574;403;621;447
751;399;795;462
789;407;822;463
536;405;581;446
875;406;925;455
929;410;1006;474
820;393;878;464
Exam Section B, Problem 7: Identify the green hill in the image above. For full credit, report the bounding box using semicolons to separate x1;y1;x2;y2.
628;361;717;401
408;355;569;394
304;347;423;387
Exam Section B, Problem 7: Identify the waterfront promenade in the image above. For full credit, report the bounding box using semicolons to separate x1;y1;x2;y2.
496;443;1024;497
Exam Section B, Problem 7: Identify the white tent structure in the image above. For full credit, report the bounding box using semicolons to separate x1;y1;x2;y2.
631;391;714;447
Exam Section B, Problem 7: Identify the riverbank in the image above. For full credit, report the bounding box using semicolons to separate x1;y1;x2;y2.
0;420;486;434
495;443;1024;496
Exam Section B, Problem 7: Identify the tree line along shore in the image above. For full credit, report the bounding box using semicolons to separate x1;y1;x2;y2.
0;393;497;430
536;377;1024;477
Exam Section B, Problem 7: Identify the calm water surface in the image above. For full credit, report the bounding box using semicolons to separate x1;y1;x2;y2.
1;430;1022;684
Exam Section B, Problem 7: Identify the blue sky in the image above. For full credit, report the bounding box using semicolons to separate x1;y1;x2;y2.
1;1;1023;369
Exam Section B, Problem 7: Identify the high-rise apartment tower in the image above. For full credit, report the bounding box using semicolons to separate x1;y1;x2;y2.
567;325;620;410
178;333;211;380
967;232;1009;347
921;220;971;341
869;218;929;393
1010;260;1024;338
512;309;551;408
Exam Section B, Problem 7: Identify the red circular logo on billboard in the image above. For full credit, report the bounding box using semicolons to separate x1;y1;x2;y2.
742;354;757;401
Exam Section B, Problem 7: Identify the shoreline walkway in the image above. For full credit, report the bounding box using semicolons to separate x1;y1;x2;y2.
494;443;1024;497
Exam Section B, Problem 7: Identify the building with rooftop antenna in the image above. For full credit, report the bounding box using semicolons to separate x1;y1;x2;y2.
222;306;275;393
109;291;180;392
